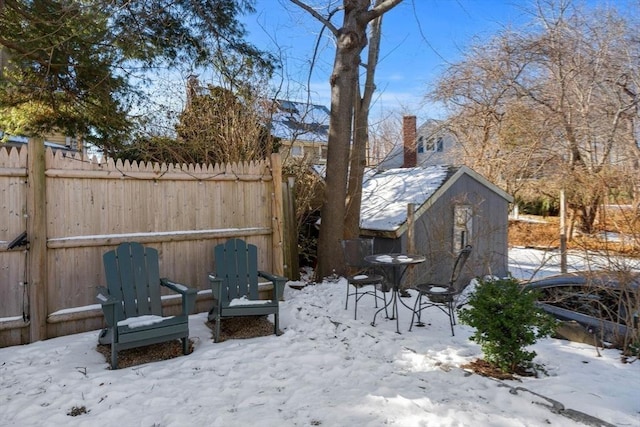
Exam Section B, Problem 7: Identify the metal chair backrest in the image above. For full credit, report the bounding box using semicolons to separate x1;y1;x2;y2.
341;238;375;270
449;245;473;289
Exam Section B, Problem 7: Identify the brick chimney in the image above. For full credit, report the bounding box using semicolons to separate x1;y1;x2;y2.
402;115;417;168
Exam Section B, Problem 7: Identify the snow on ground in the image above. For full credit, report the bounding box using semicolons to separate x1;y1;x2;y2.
0;248;638;427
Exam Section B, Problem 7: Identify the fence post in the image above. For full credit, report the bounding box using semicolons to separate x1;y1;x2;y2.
27;138;47;342
282;176;300;280
270;153;285;276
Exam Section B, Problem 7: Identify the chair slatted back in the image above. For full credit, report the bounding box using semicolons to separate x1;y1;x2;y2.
104;242;162;319
449;245;473;290
214;238;259;305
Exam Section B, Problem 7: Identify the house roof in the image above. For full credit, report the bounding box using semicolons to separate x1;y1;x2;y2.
360;165;513;236
269;99;330;143
0;133;77;153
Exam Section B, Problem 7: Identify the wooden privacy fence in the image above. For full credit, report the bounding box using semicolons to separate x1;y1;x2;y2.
0;139;286;347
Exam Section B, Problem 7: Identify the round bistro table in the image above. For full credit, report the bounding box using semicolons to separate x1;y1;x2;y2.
365;253;426;334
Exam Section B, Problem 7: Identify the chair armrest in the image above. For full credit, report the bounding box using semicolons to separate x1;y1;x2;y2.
160;278;197;315
96;286;118;305
258;271;287;301
96;286;119;327
160;278;196;295
208;274;224;300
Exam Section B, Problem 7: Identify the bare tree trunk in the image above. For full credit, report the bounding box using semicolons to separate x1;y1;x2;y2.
344;86;367;239
292;0;403;279
344;6;383;239
580;193;603;235
316;7;366;278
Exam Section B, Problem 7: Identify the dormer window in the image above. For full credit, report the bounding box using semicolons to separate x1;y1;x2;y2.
425;137;444;152
426;138;434;151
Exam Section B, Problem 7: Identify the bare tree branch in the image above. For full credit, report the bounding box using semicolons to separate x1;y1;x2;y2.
289;0;340;36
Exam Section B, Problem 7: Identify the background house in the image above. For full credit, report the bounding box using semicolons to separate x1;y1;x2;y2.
0;133;81;154
269;100;329;164
377;116;459;169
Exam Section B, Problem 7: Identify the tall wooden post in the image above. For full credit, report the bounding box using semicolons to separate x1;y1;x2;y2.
27;138;47;341
407;203;416;253
560;189;567;273
404;203;416;291
270;153;285;276
282;176;300;280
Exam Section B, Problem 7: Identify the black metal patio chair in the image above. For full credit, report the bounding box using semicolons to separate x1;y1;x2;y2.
409;245;473;336
341;238;387;320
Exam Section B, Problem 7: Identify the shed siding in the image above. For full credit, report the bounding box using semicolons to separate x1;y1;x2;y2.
367;172;509;288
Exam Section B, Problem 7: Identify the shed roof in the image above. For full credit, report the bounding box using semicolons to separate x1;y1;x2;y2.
360;165;513;236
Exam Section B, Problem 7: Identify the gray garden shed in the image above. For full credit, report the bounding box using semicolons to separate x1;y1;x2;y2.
359;164;513;287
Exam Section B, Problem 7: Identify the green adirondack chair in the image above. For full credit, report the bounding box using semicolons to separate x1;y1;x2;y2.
208;238;287;343
96;242;197;369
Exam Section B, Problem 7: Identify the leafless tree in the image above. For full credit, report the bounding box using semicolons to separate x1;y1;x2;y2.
291;0;403;278
431;40;557;196
117;64;278;166
431;0;640;234
368;111;402;166
344;3;384;239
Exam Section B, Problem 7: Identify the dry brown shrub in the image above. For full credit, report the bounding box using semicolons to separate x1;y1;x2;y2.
509;214;640;257
508;219;560;249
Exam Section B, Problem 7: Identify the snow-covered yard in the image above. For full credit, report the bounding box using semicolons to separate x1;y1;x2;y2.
0;248;638;426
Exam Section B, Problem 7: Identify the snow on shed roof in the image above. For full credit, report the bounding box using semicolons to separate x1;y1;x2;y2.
360;165;450;232
359;164;514;233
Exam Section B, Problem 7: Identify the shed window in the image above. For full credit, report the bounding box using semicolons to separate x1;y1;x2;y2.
453;205;472;253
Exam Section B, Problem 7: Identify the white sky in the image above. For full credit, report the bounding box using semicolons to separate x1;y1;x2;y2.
0;248;638;426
